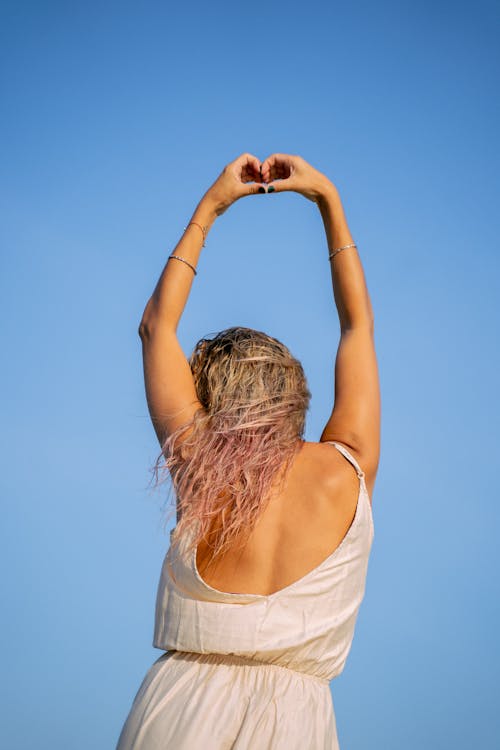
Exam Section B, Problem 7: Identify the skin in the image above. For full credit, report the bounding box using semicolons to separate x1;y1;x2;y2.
138;152;381;596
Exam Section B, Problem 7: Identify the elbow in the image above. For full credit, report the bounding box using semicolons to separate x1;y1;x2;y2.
138;313;177;339
138;299;156;339
138;298;179;339
138;314;155;340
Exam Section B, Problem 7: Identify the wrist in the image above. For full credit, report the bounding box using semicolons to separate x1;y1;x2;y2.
316;179;340;210
193;194;218;227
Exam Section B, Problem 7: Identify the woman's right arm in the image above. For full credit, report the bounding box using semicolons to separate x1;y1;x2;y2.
317;182;380;499
261;155;381;497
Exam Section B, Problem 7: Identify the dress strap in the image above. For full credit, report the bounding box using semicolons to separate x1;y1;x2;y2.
325;441;365;479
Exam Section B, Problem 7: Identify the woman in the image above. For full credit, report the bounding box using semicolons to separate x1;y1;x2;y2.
116;153;380;749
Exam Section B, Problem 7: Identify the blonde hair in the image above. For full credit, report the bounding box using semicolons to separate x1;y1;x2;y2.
150;326;311;565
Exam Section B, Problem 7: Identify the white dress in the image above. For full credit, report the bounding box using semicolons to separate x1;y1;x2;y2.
116;442;375;749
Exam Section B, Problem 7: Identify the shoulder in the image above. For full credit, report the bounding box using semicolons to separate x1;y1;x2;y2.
296;440;357;485
302;439;378;502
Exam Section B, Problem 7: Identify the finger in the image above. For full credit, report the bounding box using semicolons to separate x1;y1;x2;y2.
233;168;267;198
236;152;261;177
250;183;267;195
266;167;296;192
261;154;277;182
265;177;296;193
245;153;262;176
241;162;264;183
234;182;267;199
238;153;264;184
261;153;292;184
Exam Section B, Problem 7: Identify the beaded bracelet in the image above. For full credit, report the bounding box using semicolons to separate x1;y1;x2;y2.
168;255;197;275
328;242;357;261
166;222;208;276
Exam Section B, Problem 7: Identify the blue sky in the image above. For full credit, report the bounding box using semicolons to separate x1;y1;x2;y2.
1;1;499;748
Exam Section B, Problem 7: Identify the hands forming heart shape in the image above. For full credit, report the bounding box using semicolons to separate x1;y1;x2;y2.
206;152;333;216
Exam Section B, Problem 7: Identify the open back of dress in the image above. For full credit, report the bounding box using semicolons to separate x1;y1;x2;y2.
116;441;375;750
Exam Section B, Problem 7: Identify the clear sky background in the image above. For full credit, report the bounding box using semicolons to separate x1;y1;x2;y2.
1;1;499;748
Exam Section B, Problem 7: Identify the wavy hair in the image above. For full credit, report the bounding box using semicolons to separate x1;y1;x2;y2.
149;326;311;565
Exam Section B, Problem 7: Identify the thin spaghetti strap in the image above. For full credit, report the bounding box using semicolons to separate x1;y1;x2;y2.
324;441;365;479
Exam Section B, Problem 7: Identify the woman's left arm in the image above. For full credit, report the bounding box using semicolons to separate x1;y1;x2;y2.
138;153;263;448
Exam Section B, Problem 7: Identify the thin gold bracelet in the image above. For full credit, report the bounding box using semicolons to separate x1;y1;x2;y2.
168;255;197;275
328;243;357;261
184;221;208;247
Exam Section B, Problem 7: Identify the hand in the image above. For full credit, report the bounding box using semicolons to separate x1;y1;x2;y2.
204;152;265;216
260;153;334;204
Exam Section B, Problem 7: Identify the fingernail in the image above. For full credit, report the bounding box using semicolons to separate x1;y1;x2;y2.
268;185;275;193
258;186;266;193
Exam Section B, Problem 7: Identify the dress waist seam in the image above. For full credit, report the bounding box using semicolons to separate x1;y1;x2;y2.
170;650;330;686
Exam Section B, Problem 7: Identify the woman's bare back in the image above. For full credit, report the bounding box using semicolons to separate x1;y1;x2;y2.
195;440;370;597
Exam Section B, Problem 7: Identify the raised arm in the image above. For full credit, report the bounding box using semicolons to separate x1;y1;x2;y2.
138;153;264;449
261;155;381;499
138;196;215;448
317;183;380;499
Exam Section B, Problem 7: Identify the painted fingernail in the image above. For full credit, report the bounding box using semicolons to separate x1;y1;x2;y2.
258;186;266;193
268;185;275;193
